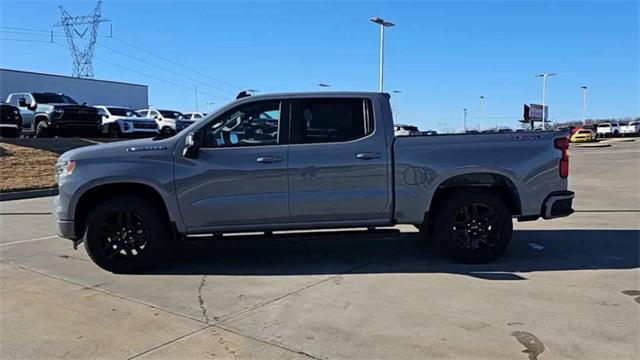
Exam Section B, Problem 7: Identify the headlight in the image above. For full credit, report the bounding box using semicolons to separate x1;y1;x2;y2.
53;108;64;118
13;109;18;115
55;160;76;180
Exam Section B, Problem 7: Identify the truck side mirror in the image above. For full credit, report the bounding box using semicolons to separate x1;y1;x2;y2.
183;131;203;159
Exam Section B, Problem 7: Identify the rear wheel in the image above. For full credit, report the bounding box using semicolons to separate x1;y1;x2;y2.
432;191;512;263
84;195;170;273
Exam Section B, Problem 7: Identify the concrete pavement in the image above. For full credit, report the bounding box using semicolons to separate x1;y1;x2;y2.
1;141;638;359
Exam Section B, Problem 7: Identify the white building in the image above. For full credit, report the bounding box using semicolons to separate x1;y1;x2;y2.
0;68;148;109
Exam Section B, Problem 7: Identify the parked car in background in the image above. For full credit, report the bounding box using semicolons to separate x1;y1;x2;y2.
620;121;640;137
183;112;207;121
95;106;159;138
136;108;193;136
497;128;513;133
0;102;22;138
422;130;438;136
394;124;420;136
54;91;574;273
596;123;620;138
5;92;102;137
570;129;596;143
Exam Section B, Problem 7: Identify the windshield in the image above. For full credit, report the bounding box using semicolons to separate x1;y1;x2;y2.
578;130;591;134
32;93;78;104
159;110;185;119
107;107;140;117
597;124;610;127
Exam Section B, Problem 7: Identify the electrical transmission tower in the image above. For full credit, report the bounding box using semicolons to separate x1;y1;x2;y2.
54;1;110;78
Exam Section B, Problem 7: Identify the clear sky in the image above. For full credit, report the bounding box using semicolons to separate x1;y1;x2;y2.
1;0;638;131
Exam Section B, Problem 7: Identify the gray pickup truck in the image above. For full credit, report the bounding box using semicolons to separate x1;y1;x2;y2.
53;92;574;273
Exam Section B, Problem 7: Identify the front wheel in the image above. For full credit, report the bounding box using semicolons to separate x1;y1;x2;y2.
35;120;51;138
161;127;175;137
84;195;170;273
108;123;121;138
432;191;513;263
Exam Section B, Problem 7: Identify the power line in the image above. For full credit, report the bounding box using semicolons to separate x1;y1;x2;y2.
0;38;52;43
110;36;243;90
0;24;243;93
52;41;229;101
95;41;234;96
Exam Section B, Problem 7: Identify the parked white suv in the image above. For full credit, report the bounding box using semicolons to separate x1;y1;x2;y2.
136;108;193;136
394;124;420;136
620;121;640;137
596;123;620;138
95;106;158;138
183;112;206;121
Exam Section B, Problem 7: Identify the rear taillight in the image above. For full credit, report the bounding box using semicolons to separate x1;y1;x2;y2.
554;137;569;178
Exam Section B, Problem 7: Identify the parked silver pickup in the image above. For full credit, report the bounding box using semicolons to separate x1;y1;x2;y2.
53;92;574;273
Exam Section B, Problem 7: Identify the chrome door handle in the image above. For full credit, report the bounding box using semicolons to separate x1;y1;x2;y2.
256;156;283;163
356;152;382;160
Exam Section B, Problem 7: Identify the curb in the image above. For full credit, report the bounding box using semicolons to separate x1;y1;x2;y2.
0;188;58;202
571;143;612;148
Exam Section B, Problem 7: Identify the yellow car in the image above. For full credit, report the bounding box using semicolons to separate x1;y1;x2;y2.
570;129;596;143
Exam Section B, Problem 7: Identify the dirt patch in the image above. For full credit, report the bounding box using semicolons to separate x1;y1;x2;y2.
0;142;58;192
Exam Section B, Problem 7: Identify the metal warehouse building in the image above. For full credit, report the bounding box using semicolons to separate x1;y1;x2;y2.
0;68;148;109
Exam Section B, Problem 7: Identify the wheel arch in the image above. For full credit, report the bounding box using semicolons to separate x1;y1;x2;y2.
72;181;180;239
425;170;523;227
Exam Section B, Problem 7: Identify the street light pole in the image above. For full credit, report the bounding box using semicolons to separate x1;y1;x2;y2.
206;102;215;113
392;90;401;122
369;17;395;92
463;108;467;132
318;83;330;91
581;86;587;125
479;96;485;131
535;73;557;129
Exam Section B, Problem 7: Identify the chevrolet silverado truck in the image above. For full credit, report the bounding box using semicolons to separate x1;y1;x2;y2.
54;92;574;273
5;92;102;137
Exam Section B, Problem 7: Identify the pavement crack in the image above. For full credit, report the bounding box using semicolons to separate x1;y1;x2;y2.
198;275;211;324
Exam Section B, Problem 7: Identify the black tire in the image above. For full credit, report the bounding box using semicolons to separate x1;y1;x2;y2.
432;190;512;264
161;127;175;137
35;120;51;138
108;123;121;138
83;195;171;273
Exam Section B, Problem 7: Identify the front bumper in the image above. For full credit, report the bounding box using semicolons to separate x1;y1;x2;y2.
542;190;575;219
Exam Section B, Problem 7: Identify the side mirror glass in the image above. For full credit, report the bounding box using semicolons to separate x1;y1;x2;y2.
183;131;202;158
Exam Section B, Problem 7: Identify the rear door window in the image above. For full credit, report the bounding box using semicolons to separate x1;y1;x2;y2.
290;98;373;144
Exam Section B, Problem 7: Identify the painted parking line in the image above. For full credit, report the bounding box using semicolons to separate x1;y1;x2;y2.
0;235;59;247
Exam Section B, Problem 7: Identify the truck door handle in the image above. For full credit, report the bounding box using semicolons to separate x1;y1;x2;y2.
256;156;283;163
356;152;382;160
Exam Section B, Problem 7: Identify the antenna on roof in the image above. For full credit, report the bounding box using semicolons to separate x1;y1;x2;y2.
236;90;251;99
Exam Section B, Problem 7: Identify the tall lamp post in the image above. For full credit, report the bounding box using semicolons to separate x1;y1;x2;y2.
479;96;485;131
206;102;215;113
535;73;557;129
369;16;395;92
463;108;467;132
581;86;588;125
318;83;330;91
392;90;401;121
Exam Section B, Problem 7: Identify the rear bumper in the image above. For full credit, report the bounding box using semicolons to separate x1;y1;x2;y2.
542;190;575;219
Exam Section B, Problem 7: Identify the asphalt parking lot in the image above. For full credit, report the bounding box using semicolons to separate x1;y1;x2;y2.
1;140;638;359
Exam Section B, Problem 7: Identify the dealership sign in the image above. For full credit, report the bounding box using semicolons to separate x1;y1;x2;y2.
523;104;548;121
